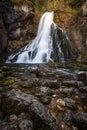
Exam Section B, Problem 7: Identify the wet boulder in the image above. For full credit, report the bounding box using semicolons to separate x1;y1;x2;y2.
79;86;87;92
80;93;87;104
64;98;77;110
63;110;73;126
59;87;75;96
73;112;87;130
62;80;84;88
42;79;61;89
0;114;33;130
19;119;33;130
1;89;59;130
35;86;52;104
77;71;87;85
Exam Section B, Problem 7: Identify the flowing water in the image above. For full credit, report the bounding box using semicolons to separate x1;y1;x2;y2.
6;12;75;63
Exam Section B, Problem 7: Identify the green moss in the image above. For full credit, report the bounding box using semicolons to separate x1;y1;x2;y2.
48;61;56;68
4;79;15;85
24;68;30;73
82;52;87;57
0;19;4;28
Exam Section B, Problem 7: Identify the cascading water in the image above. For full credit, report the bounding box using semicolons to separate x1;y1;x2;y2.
6;12;75;63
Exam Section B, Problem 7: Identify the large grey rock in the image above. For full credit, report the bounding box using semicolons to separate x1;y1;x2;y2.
63;110;73;126
77;71;87;85
19;119;33;130
73;112;87;130
64;98;77;110
1;89;59;130
0;115;33;130
62;80;84;88
80;93;87;103
35;86;52;104
42;79;60;88
59;87;75;96
79;86;87;92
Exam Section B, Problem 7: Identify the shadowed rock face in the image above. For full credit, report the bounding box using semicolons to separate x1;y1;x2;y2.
0;28;8;54
51;24;75;62
69;1;87;54
0;0;34;40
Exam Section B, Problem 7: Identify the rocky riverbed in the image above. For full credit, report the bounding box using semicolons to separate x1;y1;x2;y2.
0;62;87;130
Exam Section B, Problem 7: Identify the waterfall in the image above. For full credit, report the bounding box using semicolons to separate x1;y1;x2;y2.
6;12;75;63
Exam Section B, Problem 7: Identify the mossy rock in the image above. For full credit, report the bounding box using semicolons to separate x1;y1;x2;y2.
4;79;15;85
56;62;87;71
0;19;4;28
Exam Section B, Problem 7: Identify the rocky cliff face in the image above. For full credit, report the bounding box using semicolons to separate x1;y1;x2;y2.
69;1;87;53
0;0;35;56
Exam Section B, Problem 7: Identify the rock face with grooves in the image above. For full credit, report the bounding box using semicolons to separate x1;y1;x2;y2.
0;0;34;40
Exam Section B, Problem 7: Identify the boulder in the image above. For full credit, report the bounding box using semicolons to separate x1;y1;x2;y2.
77;71;87;85
0;114;33;130
1;89;59;130
64;98;77;110
79;86;87;92
59;87;75;96
62;80;84;88
63;110;73;126
73;112;87;130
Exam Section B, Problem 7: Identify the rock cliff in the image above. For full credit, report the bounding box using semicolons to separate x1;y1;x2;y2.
0;0;35;56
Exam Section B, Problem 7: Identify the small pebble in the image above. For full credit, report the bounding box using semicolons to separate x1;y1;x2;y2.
56;105;63;111
9;114;17;122
57;99;65;106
